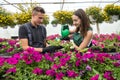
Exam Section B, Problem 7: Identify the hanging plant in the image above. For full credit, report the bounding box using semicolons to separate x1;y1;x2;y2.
104;4;120;15
51;19;58;27
0;6;16;28
42;14;49;26
86;6;104;23
14;3;49;25
102;11;111;22
86;6;105;34
104;4;120;21
53;10;73;25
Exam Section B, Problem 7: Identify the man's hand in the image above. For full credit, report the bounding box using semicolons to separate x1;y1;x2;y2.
42;46;63;53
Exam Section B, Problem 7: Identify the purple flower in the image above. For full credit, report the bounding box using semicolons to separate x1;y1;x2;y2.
86;65;92;71
46;69;56;77
6;67;16;74
90;74;99;80
79;70;85;76
32;67;43;75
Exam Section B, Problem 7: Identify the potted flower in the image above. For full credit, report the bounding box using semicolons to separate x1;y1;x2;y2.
86;6;104;23
53;10;73;25
86;6;104;34
51;19;58;27
0;7;16;28
104;4;120;21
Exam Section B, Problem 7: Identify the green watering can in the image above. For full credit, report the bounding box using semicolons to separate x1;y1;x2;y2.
61;24;70;38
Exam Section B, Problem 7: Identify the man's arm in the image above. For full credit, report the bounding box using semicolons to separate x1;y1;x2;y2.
20;38;43;52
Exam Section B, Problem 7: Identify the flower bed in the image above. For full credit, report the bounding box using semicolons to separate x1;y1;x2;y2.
91;33;120;53
0;33;120;80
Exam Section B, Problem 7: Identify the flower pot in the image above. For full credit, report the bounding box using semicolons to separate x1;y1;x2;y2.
91;47;101;53
108;19;114;23
109;48;116;52
111;15;119;21
2;26;8;29
52;24;57;27
0;53;12;58
89;15;96;23
102;48;109;53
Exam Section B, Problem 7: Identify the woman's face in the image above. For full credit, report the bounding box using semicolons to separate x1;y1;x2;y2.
72;15;81;27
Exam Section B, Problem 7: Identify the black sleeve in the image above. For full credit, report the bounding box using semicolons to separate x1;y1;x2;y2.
18;25;28;39
41;26;47;38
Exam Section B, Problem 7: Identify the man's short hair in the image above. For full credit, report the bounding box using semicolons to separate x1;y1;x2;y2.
32;6;45;14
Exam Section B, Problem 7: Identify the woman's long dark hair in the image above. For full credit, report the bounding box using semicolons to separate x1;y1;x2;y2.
73;9;90;37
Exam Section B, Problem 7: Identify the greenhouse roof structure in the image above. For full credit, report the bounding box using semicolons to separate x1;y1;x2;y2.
0;0;119;14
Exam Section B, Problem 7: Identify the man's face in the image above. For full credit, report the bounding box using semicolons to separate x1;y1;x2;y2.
32;12;44;25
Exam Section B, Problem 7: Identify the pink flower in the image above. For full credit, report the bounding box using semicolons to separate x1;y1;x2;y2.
32;67;43;75
8;40;17;46
92;40;98;45
15;43;20;48
103;71;115;80
32;51;42;62
6;67;16;74
44;54;54;62
113;61;120;67
55;72;64;80
6;57;18;65
26;47;34;53
76;53;82;59
90;74;99;80
46;69;56;77
54;52;63;58
117;35;120;41
13;53;21;60
51;64;59;70
75;60;81;67
0;57;5;66
67;70;78;78
6;47;14;53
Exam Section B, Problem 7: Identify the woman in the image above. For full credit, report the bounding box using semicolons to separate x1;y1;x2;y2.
69;9;93;50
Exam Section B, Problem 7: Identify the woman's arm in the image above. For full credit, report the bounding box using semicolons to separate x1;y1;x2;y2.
74;30;93;50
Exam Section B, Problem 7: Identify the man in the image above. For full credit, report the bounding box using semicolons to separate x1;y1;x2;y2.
19;6;62;53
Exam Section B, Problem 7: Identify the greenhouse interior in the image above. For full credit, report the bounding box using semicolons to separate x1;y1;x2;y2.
0;0;120;80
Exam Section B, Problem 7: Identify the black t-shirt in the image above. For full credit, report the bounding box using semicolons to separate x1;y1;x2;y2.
19;22;47;48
